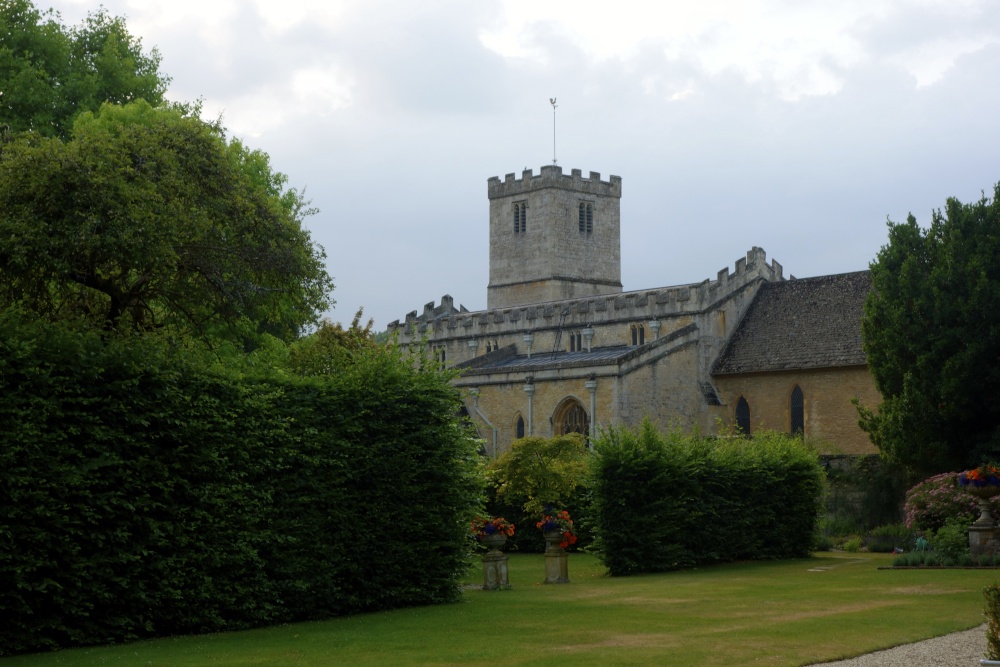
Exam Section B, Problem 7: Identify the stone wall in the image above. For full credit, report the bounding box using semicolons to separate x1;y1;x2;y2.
390;246;784;372
457;324;710;455
712;366;880;454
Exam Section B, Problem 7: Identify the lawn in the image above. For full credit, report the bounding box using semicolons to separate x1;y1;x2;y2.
3;552;995;666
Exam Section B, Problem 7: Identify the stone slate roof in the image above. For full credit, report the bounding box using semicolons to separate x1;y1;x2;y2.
484;346;634;370
453;344;635;374
712;271;871;375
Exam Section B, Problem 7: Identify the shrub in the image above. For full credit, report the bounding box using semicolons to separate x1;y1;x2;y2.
813;533;835;551
0;315;481;655
589;422;824;575
842;536;864;552
865;523;914;553
823;455;908;532
904;472;1000;532
822;515;863;538
932;518;972;561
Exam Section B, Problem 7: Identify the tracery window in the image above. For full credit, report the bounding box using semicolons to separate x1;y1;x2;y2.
790;385;804;436
555;399;589;437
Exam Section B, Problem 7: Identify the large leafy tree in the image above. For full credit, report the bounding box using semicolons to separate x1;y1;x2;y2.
858;183;1000;475
1;0;167;138
488;434;589;516
0;100;333;344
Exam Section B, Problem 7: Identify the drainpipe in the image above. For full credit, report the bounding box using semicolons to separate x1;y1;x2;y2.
585;376;598;442
469;388;497;457
523;333;534;359
582;326;594;352
524;377;535;436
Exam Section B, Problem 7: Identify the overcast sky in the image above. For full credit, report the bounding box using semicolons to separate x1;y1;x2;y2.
48;0;1000;329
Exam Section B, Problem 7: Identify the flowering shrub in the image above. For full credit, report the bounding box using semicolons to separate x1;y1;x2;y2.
959;465;1000;487
470;516;515;539
904;472;1000;532
536;509;578;548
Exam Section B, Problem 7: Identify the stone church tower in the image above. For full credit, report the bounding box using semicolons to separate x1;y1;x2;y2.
487;165;623;309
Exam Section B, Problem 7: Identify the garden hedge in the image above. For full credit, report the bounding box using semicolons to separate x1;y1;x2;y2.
590;422;824;575
0;316;480;655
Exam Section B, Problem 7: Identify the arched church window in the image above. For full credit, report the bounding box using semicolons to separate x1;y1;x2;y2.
790;385;804;436
735;396;751;436
516;415;525;439
554;399;589;437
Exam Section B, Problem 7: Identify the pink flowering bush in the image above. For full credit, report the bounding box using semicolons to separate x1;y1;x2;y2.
904;472;1000;532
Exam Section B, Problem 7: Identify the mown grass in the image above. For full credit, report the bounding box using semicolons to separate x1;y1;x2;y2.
3;552;995;666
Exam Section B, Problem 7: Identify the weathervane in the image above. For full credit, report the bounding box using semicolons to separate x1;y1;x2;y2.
549;97;558;165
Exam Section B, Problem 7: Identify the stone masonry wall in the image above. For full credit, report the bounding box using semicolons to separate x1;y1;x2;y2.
390;246;784;372
456;323;707;455
712;366;880;455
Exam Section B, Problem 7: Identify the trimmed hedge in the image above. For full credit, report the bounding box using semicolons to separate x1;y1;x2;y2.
590;422;824;576
0;316;480;655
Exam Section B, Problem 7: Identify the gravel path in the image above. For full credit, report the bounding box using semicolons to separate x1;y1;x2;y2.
805;625;989;666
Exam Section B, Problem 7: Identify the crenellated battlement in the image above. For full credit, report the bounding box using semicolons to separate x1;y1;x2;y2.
487;165;622;200
388;247;783;337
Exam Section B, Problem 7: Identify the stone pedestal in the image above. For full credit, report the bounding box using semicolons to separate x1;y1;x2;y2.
970;526;1000;560
543;530;569;584
481;533;510;590
966;485;1000;559
482;551;510;590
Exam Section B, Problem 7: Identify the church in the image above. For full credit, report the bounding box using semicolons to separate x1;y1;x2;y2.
387;165;881;457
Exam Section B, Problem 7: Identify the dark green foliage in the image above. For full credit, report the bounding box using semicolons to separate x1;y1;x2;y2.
865;524;914;553
892;550;1000;567
822;455;908;532
0;314;480;655
985;582;1000;660
589;422;824;576
858;183;1000;475
932;518;973;561
0;0;168;139
0;101;333;344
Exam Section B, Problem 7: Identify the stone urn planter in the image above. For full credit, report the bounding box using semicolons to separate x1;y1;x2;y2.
536;509;577;584
965;485;1000;528
960;467;1000;559
471;516;514;591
